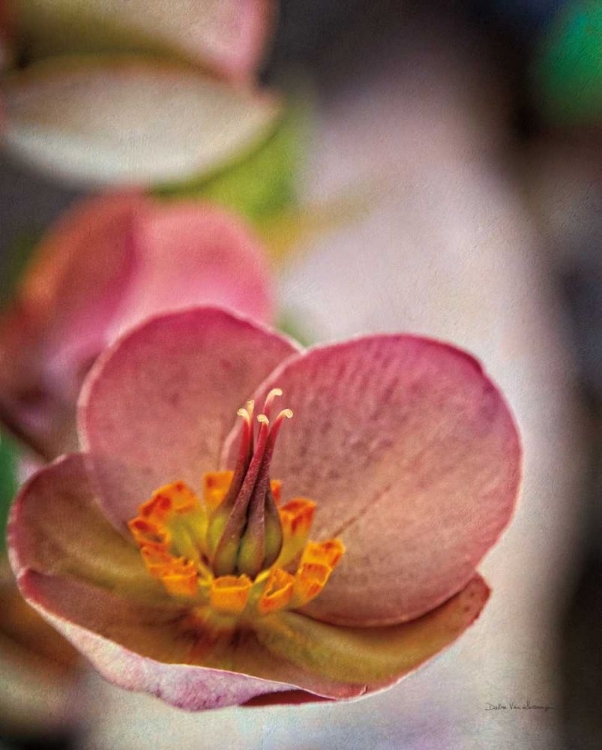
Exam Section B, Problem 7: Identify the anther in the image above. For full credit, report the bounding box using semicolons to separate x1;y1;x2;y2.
262;388;283;420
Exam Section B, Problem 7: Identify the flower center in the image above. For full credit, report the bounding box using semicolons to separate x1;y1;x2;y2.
128;389;344;619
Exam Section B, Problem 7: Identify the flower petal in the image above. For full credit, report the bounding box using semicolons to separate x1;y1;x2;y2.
80;309;300;526
254;574;490;693
14;570;488;709
225;336;521;625
9;453;166;601
110;201;274;336
0;558;81;733
0;194;141;457
0;194;275;459
15;0;274;82
15;572;336;709
2;56;281;187
0;557;79;671
20;193;142;385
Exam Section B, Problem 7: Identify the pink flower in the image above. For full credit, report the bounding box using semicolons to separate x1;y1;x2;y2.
0;195;274;459
2;3;281;187
8;307;521;710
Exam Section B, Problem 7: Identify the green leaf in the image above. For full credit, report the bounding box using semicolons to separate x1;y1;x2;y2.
0;432;19;553
532;1;602;125
155;100;306;222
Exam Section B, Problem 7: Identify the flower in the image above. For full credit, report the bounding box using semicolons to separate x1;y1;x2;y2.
8;307;521;710
2;3;280;186
0;194;274;460
11;0;275;83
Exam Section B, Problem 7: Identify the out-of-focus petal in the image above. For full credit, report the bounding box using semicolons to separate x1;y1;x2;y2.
0;558;82;734
21;193;143;388
14;0;275;82
225;336;520;626
2;56;281;187
0;193;276;459
9;453;166;601
80;309;300;527
0;194;141;457
16;568;488;708
111;202;274;336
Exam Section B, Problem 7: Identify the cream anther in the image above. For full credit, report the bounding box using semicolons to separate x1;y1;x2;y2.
263;388;283;420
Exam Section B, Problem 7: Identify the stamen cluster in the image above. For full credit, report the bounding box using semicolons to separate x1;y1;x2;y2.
128;390;344;620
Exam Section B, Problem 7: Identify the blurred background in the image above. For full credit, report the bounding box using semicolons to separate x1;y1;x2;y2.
1;0;602;748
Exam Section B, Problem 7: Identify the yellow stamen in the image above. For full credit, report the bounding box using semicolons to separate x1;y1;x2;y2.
210;575;252;615
140;544;174;577
203;471;234;511
138;481;200;522
160;558;199;598
127;390;345;620
292;562;332;606
301;539;345;568
276;498;316;566
290;540;346;607
128;518;171;547
257;568;295;615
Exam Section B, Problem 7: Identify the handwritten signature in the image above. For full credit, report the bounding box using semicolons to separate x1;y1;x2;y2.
485;701;553;712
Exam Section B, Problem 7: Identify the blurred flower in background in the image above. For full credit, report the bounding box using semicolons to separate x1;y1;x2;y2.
0;194;275;460
1;1;282;190
12;0;274;82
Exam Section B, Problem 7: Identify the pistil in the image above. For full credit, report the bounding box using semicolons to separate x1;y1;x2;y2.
211;390;291;577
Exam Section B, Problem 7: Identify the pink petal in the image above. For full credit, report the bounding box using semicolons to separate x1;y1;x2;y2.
15;569;489;709
9;454;166;601
17;571;294;710
0;196;275;459
253;574;490;695
110;201;274;335
26;194;142;391
224;336;521;625
15;572;359;709
0;194;142;457
80;309;300;527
